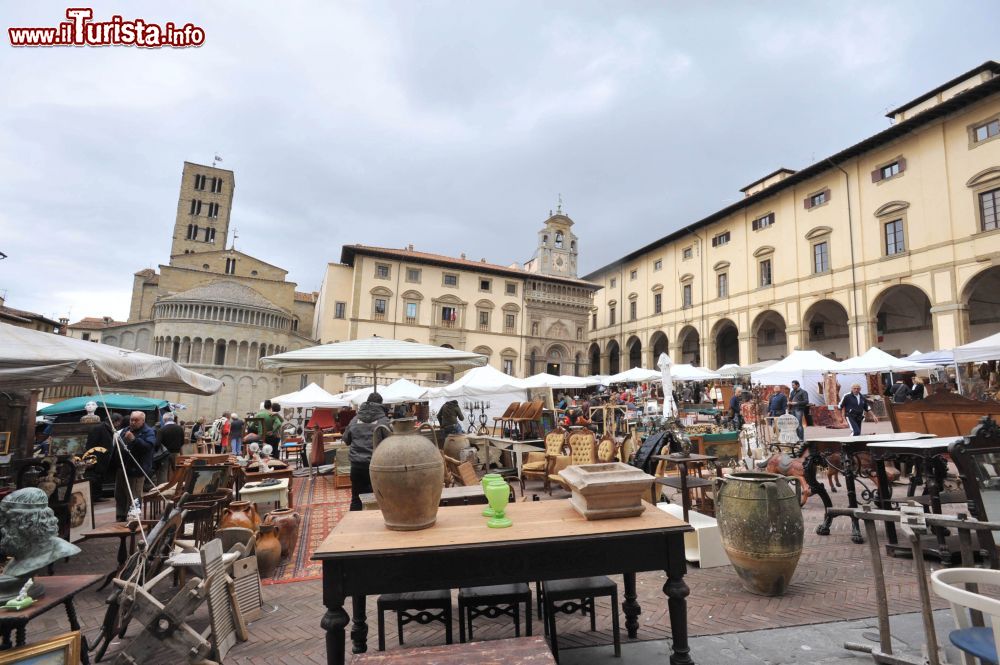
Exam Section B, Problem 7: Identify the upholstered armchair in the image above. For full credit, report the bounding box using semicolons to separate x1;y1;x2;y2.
519;426;567;493
548;430;598;493
597;433;618;463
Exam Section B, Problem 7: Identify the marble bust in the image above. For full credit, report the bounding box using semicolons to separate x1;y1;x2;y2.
0;488;80;580
79;400;100;424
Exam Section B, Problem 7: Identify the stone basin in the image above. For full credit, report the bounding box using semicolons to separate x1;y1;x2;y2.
558;462;655;520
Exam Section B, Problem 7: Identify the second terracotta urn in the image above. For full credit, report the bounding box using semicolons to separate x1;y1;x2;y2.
263;508;301;558
369;418;444;531
220;501;261;532
255;524;282;578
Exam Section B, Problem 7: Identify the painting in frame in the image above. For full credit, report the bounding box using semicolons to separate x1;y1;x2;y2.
46;423;92;458
0;630;81;665
68;481;94;543
0;432;10;456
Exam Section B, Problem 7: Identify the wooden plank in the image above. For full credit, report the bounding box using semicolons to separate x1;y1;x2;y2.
314;499;688;557
233;557;263;622
352;635;555;664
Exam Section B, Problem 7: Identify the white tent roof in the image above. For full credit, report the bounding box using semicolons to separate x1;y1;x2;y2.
350;378;429;406
671;364;722;381
259;337;488;375
715;363;745;378
954;332;1000;364
0;321;222;395
521;373;599;390
271;382;350;409
585;375;610;386
905;348;955;365
607;367;662;384
834;347;926;373
425;365;528;398
753;350;841;380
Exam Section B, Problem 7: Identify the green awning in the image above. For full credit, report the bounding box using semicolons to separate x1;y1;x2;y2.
38;394;168;416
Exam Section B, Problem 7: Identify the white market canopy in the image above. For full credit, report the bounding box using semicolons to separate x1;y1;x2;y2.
905;349;955;366
671;364;722;381
521;373;600;390
425;364;528;398
259;337;488;377
834;347;926;374
752;350;842;381
0;321;222;395
954;332;1000;364
271;382;350;409
607;367;662;384
350;378;429;406
715;363;745;378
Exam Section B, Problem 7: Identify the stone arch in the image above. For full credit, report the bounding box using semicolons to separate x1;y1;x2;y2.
401;290;423;301
607;340;621;375
136;328;152;354
475;299;494;310
121;330;136;350
803;299;851;359
237;376;254;413
227;340;238;366
180;336;191;363
104;335;118;347
626;335;642;369
711;318;740;368
677;325;700;365
545;344;568;375
961;265;1000;342
192;337;203;364
204;338;215;364
751;310;788;362
237;341;249;367
870;284;933;356
649;331;668;367
472;345;493;359
370;285;393;297
574;352;583;377
214;339;227;366
588;343;601;376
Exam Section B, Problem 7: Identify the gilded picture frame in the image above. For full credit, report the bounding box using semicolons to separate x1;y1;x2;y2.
0;630;81;664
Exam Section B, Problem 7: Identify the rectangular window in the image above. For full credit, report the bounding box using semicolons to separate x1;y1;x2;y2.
682;284;692;308
374;298;387;316
880;162;901;180
609;307;616;326
682;247;693;260
406;268;421;283
610;277;617;288
204;227;216;243
225;258;236;275
443;273;458;287
479;278;492;292
717;273;728;298
711;231;731;247
505;313;516;330
885;219;905;255
505;282;517;296
207;202;220;218
629;301;637;320
653;259;662;271
630;269;637;281
479;310;490;330
806;190;829;208
975;119;1000;142
186;224;196;240
189;199;202;215
441;306;457;322
334;302;346;319
405;302;418;320
981;188;1000;232
752;213;775;230
503;359;514;375
194;174;206;191
813;241;830;273
81;332;91;341
760;259;773;287
375;263;391;279
211;176;223;193
654;293;662;314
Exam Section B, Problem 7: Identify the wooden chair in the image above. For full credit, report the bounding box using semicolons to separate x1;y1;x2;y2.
548;430;597;493
519;427;567;493
444;455;479;487
507;402;535;440
514;401;545;439
493;402;521;436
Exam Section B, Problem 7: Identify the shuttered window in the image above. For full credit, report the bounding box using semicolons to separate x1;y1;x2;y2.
804;190;830;209
751;213;775;230
872;158;906;182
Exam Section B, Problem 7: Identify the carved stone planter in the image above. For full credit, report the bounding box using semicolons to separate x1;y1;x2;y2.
558;462;654;520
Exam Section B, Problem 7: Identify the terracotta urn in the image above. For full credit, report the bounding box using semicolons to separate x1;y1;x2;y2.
255;524;282;578
221;500;261;532
558;462;654;520
442;434;469;459
715;472;804;596
369;418;444;531
263;508;301;558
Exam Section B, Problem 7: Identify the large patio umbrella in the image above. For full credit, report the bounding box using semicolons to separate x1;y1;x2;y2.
259;337;488;388
38;393;169;416
0;321;222;395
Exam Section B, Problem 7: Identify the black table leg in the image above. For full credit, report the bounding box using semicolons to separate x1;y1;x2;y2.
843;453;863;544
874;457;898;549
14;626;24;648
0;627;10;650
622;572;641;639
926;457;952;564
803;445;833;536
665;536;694;665
64;598;91;665
351;594;368;654
321;587;350;665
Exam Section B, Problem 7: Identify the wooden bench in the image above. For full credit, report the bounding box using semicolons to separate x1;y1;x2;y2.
351;635;555;664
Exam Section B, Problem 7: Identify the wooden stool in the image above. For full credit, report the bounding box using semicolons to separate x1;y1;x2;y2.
377;590;453;650
457;583;532;643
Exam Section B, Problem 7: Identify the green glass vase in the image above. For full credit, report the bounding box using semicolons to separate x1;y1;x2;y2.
480;473;503;517
485;478;512;528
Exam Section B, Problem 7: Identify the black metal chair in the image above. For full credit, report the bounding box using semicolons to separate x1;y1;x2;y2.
376;590;453;651
457;583;532;643
542;576;621;663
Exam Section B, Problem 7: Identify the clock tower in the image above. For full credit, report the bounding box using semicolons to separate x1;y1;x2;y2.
531;202;578;278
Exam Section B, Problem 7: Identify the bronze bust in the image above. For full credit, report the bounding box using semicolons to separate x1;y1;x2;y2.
0;488;81;599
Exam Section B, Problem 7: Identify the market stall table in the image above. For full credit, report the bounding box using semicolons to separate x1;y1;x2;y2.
239;478;289;515
487;438;543;472
651;454;721;522
802;432;934;544
868;437;964;562
314;500;694;665
0;574;101;663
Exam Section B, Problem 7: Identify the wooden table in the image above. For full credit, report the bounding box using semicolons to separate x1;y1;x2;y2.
359;485;487;511
803;432;933;544
240;478;290;515
486;438;543;472
241;468;294;508
314;500;694;665
0;574;101;663
651;454;721;522
868;437;964;562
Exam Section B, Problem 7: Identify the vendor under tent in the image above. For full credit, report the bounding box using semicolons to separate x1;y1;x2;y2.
751;349;863;404
350;378;428;406
954;331;1000;364
38;393;168;417
834;347;927;374
259;337;488;389
607;367;662;384
270;382;350;409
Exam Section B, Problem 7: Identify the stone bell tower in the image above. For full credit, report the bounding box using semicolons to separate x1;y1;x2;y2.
533;198;578;278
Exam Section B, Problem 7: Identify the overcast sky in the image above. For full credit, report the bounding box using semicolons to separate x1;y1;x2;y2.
2;2;998;323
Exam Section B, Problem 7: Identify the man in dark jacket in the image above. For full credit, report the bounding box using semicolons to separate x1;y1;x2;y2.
788;381;809;441
343;393;391;511
437;400;464;435
767;390;788;418
891;380;910;404
156;412;185;481
839;383;877;436
729;387;744;430
115;411;155;521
